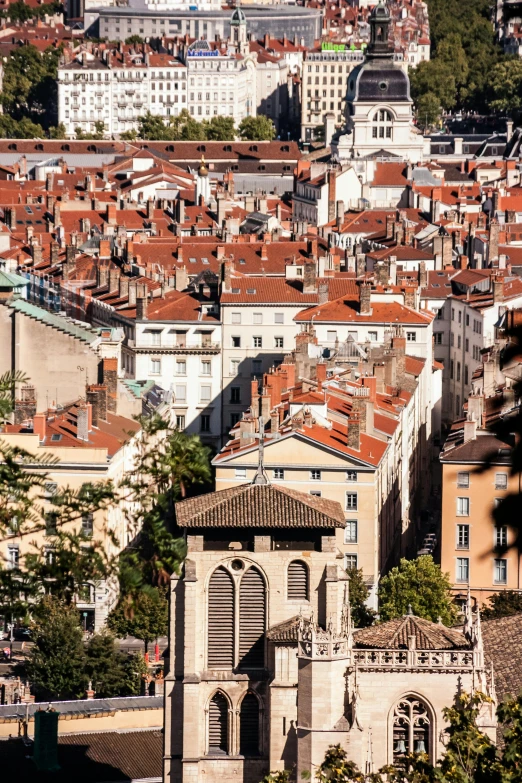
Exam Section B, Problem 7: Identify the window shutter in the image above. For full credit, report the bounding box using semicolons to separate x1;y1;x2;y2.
208;567;234;668
240;693;260;756
208;693;228;754
239;567;265;669
287;561;308;601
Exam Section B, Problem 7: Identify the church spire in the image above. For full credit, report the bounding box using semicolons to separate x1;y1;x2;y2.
368;0;392;58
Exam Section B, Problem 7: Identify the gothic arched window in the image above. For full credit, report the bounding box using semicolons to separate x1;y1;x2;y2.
208;692;229;755
372;109;393;140
287;560;309;601
392;696;431;762
240;693;260;756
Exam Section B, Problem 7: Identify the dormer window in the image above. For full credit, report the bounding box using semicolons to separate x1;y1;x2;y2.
372;109;393;140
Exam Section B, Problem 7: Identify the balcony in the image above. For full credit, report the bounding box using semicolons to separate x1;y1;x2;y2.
128;339;220;353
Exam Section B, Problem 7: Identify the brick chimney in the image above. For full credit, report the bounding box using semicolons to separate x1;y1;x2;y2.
136;296;148;320
32;412;46;441
467;395;484;428
119;276;129;299
328;168;337;223
489;218;499;262
102;358;118;413
463;416;477;443
359;282;372;315
303;259;317;294
86;384;108;426
419;260;427;288
316;362;327;387
106;202;117;226
76;404;91;442
392;333;406;387
347;415;360;450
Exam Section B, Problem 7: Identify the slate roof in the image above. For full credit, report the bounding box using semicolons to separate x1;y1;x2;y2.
353;614;470;650
0;729;162;782
175;483;345;529
483;614;522;700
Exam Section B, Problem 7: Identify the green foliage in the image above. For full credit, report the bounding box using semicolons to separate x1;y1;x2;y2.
238;115;276;141
125;35;144;45
0;370;30;422
414;91;443;129
1;44;62;129
346;567;376;628
439;692;497;783
85;630;146;698
0;115;45;139
74;120;106;140
482;590;522;620
49;122;67;139
203;115;236;141
378;556;458;626
107;587;168;652
25;596;87;701
120;129;139;141
1;1;62;23
260;772;291;783
486;58;522;118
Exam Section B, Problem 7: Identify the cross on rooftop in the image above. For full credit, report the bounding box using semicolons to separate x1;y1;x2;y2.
244;415;280;485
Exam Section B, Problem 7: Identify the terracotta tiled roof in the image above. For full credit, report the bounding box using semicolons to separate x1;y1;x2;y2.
295;297;434;325
267;615;301;642
175;483;345;528
354;614;470;650
483;614;522;701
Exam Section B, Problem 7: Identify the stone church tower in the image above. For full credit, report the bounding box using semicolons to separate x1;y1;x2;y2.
335;0;426;163
163;477;496;783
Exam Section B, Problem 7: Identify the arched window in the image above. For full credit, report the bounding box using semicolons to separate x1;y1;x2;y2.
372;110;393;140
287;560;309;601
208;567;234;668
240;693;260;756
239;567;266;669
392;696;431;762
208;692;228;755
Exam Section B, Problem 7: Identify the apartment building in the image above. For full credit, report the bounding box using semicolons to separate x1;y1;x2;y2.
440;392;519;607
300;48;364;142
0;395;142;630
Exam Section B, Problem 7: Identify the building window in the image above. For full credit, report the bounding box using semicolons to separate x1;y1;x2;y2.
346;470;357;482
494;558;507;584
45;512;58;536
368;331;377;342
345;520;358;544
253;336;262;348
457;472;469;488
274;336;284;349
274;312;284;324
392;696;431;761
201;414;211;433
252;359;262;376
310;490;322;497
345;553;358;570
235;468;247;479
434;333;443;345
287;560;309;601
208;568;234;668
200;385;212;403
7;545;19;570
44;482;58;498
201;360;211;375
372;108;393;139
406;332;416;342
310;469;321;480
495;525;507;548
232;312;241;324
457;524;469;549
81;513;94;538
456;497;470;516
345;492;358;511
150;359;161;375
175;384;187;402
176;360;186;375
239;694;260;757
230;359;240;376
230;387;241;404
456;557;469;583
230;413;241;427
495;473;508;490
239;567;266;669
232;336;241;347
253;312;263;325
208;692;229;754
176;415;186;430
273;468;284;480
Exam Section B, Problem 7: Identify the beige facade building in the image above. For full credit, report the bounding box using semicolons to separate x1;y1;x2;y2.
163;481;496;783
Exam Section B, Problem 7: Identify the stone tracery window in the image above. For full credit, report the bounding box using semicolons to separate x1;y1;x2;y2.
372;109;393;140
392;696;431;762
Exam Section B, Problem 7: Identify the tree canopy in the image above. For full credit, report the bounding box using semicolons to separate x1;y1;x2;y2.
238;115;276;141
378;556;458;625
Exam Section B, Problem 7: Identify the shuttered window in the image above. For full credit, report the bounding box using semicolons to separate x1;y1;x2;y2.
208;567;234;668
239;567;266;669
240;693;260;757
287;560;309;601
208;693;228;755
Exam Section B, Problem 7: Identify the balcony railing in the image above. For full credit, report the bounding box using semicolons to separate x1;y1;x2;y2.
129;339;220;352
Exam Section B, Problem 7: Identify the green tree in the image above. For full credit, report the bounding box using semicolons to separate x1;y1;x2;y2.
414;91;443;129
346;567;375;628
74;120;106;140
180;116;206;141
136;112;177;141
1;44;62;129
49;122;67;139
439;692;497;783
487;58;522;118
204;115;235;141
120;129;138;141
378;556;458;626
409;59;457;115
107;587;168;653
85;630;147;697
238;115;276;141
482;590;522;619
125;35;144;45
25;596;87;701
